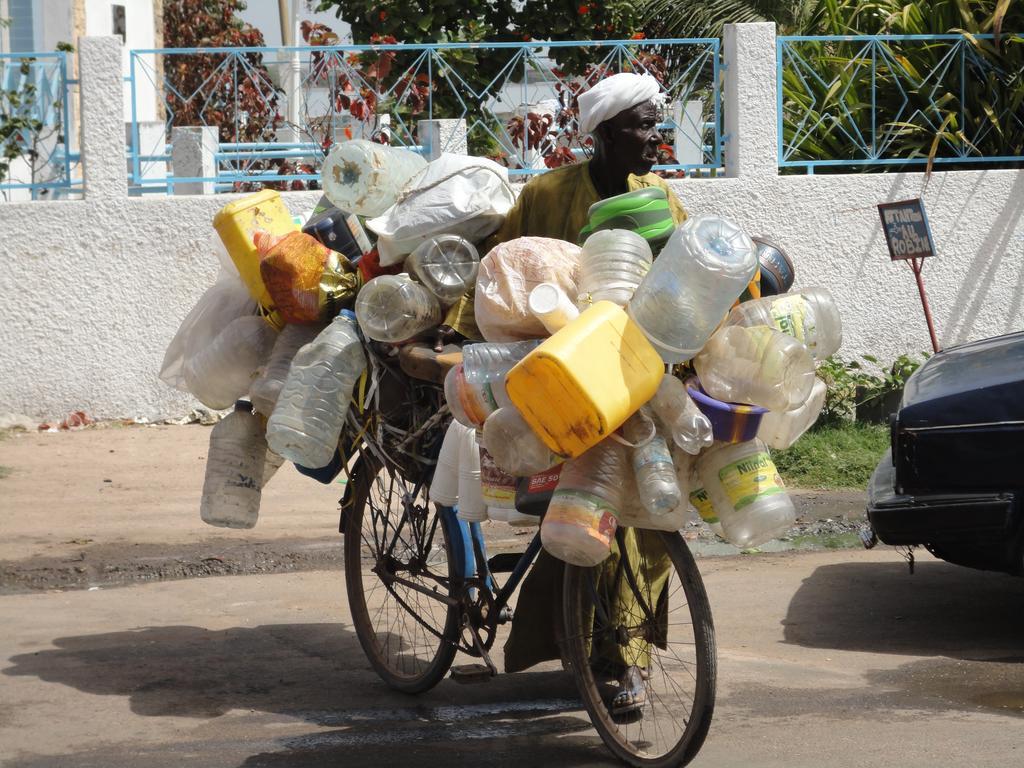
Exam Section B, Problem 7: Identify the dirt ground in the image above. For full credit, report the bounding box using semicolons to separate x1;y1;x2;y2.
0;423;867;593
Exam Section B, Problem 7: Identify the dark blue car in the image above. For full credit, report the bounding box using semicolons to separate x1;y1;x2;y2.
866;331;1024;574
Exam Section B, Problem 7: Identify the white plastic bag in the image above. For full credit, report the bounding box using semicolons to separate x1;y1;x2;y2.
366;154;515;266
160;236;259;393
474;237;582;342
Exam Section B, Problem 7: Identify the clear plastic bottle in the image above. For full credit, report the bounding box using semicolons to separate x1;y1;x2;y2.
757;377;828;450
321;139;427;218
481;406;561;476
696;439;796;548
463;339;541;409
616;444;692;531
648;375;714;455
405;235;480;306
623;406;682;516
201;401;269;529
577;229;653;308
249;323;324;417
628;215;758;363
184;315;278;410
456;428;487;523
479;446;517;510
726;286;842;360
354;274;443;343
694;325;816;411
266;311;366;469
541;438;626;566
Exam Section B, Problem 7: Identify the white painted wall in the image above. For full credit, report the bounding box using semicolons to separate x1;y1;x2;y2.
0;29;1022;421
85;0;157;121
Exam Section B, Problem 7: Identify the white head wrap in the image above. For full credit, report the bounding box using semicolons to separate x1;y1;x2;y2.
577;72;666;136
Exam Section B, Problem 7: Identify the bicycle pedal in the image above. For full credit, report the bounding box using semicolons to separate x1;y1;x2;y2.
449;664;495;684
486;552;524;573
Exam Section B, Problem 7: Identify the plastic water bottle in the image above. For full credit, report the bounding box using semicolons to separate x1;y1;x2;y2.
726;286;843;360
577;229;653;308
479;446;517;510
456;428;487;523
757;377;827;449
694;325;815;411
201;401;269;529
648;375;714;455
695;439;796;547
541;438;626;566
321;139;427;218
249;323;324;417
623;406;682;516
616;444;692;532
628;215;757;363
185;315;278;410
354;274;443;343
481;406;561;476
405;235;480;306
266;311;365;469
430;420;467;506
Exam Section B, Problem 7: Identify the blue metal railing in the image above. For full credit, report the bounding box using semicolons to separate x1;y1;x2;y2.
0;51;80;197
778;33;1024;172
127;39;722;193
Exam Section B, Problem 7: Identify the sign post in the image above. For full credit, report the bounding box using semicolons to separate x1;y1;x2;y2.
877;198;940;353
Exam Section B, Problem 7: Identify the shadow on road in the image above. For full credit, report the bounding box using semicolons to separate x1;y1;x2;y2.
3;622;607;767
782;559;1024;659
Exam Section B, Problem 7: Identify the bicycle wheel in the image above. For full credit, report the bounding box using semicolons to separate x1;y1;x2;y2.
344;455;459;693
562;528;716;767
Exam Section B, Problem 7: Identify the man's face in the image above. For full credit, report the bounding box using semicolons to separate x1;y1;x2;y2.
602;100;663;175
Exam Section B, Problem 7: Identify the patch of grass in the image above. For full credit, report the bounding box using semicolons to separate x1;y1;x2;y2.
0;466;11;479
772;421;889;490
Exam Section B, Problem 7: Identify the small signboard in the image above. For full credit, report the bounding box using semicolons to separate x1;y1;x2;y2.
877;198;936;261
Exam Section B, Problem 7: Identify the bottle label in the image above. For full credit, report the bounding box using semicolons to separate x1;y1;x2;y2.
527;466;563;493
632;439;672;470
769;294;816;348
455;367;496;426
547;490;618;539
345;213;374;256
689;486;719;524
718;451;785;511
479;448;516;506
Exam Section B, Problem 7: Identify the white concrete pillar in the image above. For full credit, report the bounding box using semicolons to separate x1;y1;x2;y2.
79;36;128;198
171;126;218;195
723;23;779;179
418;118;469;160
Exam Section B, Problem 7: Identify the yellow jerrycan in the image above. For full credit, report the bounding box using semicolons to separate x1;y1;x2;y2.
505;300;664;458
213;190;299;329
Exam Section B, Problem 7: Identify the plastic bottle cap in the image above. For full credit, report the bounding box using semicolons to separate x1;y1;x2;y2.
528;283;563;315
339;309;357;321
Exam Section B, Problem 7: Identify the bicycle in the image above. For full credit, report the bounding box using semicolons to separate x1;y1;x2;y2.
337;339;717;767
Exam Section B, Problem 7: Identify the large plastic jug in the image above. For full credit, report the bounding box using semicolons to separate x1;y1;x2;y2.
688;467;725;538
266;311;366;469
695;439;796;548
355;274;442;343
694;325;815;411
628;215;757;363
321;139;427;218
726;286;842;360
540;438;625;566
201;401;270;529
505;300;665;458
757;377;827;449
577;229;652;309
213;190;299;328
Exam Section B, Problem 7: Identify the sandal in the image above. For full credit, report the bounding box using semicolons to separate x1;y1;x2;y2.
611;665;648;714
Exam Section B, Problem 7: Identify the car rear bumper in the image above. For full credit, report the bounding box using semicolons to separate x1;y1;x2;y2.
866;450;1020;546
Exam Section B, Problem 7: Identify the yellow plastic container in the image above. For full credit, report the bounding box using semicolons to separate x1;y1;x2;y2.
213;190;298;328
505;300;665;458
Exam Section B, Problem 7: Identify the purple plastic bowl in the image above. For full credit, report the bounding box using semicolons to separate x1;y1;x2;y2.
685;378;768;444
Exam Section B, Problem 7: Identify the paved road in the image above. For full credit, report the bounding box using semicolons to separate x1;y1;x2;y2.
2;548;1023;767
